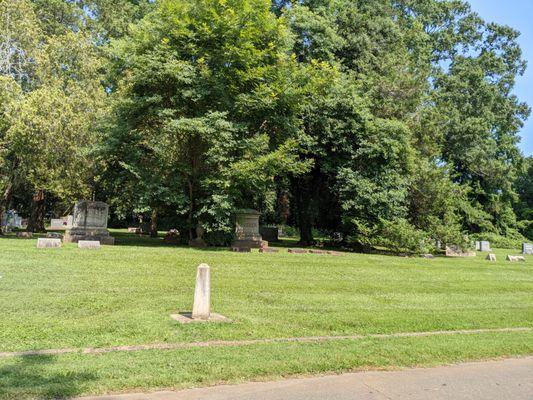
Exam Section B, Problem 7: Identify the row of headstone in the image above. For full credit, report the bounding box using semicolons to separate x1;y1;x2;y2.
37;238;101;249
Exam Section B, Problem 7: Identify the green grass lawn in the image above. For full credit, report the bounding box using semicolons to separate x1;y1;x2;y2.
0;230;532;399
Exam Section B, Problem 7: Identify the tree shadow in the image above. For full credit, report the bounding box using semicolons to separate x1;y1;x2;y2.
0;355;96;399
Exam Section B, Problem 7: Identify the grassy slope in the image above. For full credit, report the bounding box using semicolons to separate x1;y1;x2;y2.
0;231;531;398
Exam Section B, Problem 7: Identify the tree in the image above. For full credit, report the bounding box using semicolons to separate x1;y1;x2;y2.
105;0;308;241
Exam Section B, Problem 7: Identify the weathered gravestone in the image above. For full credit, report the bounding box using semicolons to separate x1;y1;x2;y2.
63;201;114;245
475;241;491;252
522;243;533;255
445;245;476;258
507;255;526;262
259;226;279;242
16;232;33;239
37;238;61;248
50;216;73;230
288;248;308;254
486;253;497;262
188;224;207;248
232;247;251;253
232;209;263;249
78;240;101;249
259;248;279;253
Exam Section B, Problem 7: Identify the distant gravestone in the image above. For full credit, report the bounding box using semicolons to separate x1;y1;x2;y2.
78;240;101;249
46;232;63;239
233;210;263;249
64;201;114;245
259;227;279;242
486;253;497;262
445;245;476;258
50;216;73;230
288;248;308;254
232;247;251;253
522;243;533;255
259;248;279;253
507;255;526;262
37;238;61;248
189;224;207;248
16;232;33;239
309;249;327;255
475;241;491;252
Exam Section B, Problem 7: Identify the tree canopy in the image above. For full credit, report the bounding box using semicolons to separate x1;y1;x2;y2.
0;0;530;251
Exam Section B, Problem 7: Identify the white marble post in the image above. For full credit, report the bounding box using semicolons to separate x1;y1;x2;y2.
192;264;211;320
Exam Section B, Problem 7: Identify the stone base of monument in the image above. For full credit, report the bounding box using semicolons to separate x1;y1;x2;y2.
232;239;263;249
170;312;231;324
64;228;115;245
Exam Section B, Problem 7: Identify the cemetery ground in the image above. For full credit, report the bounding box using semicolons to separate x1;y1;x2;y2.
0;231;532;399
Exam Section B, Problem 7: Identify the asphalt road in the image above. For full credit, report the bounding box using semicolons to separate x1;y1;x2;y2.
79;357;533;400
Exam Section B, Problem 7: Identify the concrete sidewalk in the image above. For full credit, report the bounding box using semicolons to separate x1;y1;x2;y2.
78;357;533;400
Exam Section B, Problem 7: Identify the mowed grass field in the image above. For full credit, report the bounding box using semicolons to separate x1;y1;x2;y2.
0;230;532;399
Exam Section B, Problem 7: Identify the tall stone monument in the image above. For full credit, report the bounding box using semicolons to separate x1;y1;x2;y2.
232;209;263;248
64;201;115;245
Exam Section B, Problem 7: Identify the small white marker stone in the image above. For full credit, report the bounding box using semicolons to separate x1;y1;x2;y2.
78;240;101;249
192;264;210;320
37;238;61;248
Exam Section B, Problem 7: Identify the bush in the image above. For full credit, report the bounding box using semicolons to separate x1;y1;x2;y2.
472;229;527;249
374;218;430;255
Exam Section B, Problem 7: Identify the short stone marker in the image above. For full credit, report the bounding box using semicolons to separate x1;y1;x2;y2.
288;248;308;254
127;227;140;233
16;232;33;239
46;232;63;239
507;255;526;262
171;263;229;324
309;249;327;255
37;238;61;248
486;253;497;262
232;247;251;253
259;248;279;253
78;240;101;249
522;243;533;255
422;254;435;259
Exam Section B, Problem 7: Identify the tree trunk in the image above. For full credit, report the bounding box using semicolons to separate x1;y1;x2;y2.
150;208;158;238
187;179;195;240
27;190;46;233
295;176;314;246
0;182;13;234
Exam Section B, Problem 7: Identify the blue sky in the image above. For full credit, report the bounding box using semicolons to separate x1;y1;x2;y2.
467;0;533;156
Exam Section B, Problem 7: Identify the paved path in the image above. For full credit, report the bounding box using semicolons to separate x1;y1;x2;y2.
79;357;533;400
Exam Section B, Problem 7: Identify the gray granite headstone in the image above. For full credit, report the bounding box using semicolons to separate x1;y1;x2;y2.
63;201;114;245
522;243;533;255
232;209;263;248
476;241;491;252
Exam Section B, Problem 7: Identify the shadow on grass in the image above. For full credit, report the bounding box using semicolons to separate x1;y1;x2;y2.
0;355;96;399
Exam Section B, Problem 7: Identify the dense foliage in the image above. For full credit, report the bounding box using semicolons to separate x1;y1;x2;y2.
0;0;531;250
